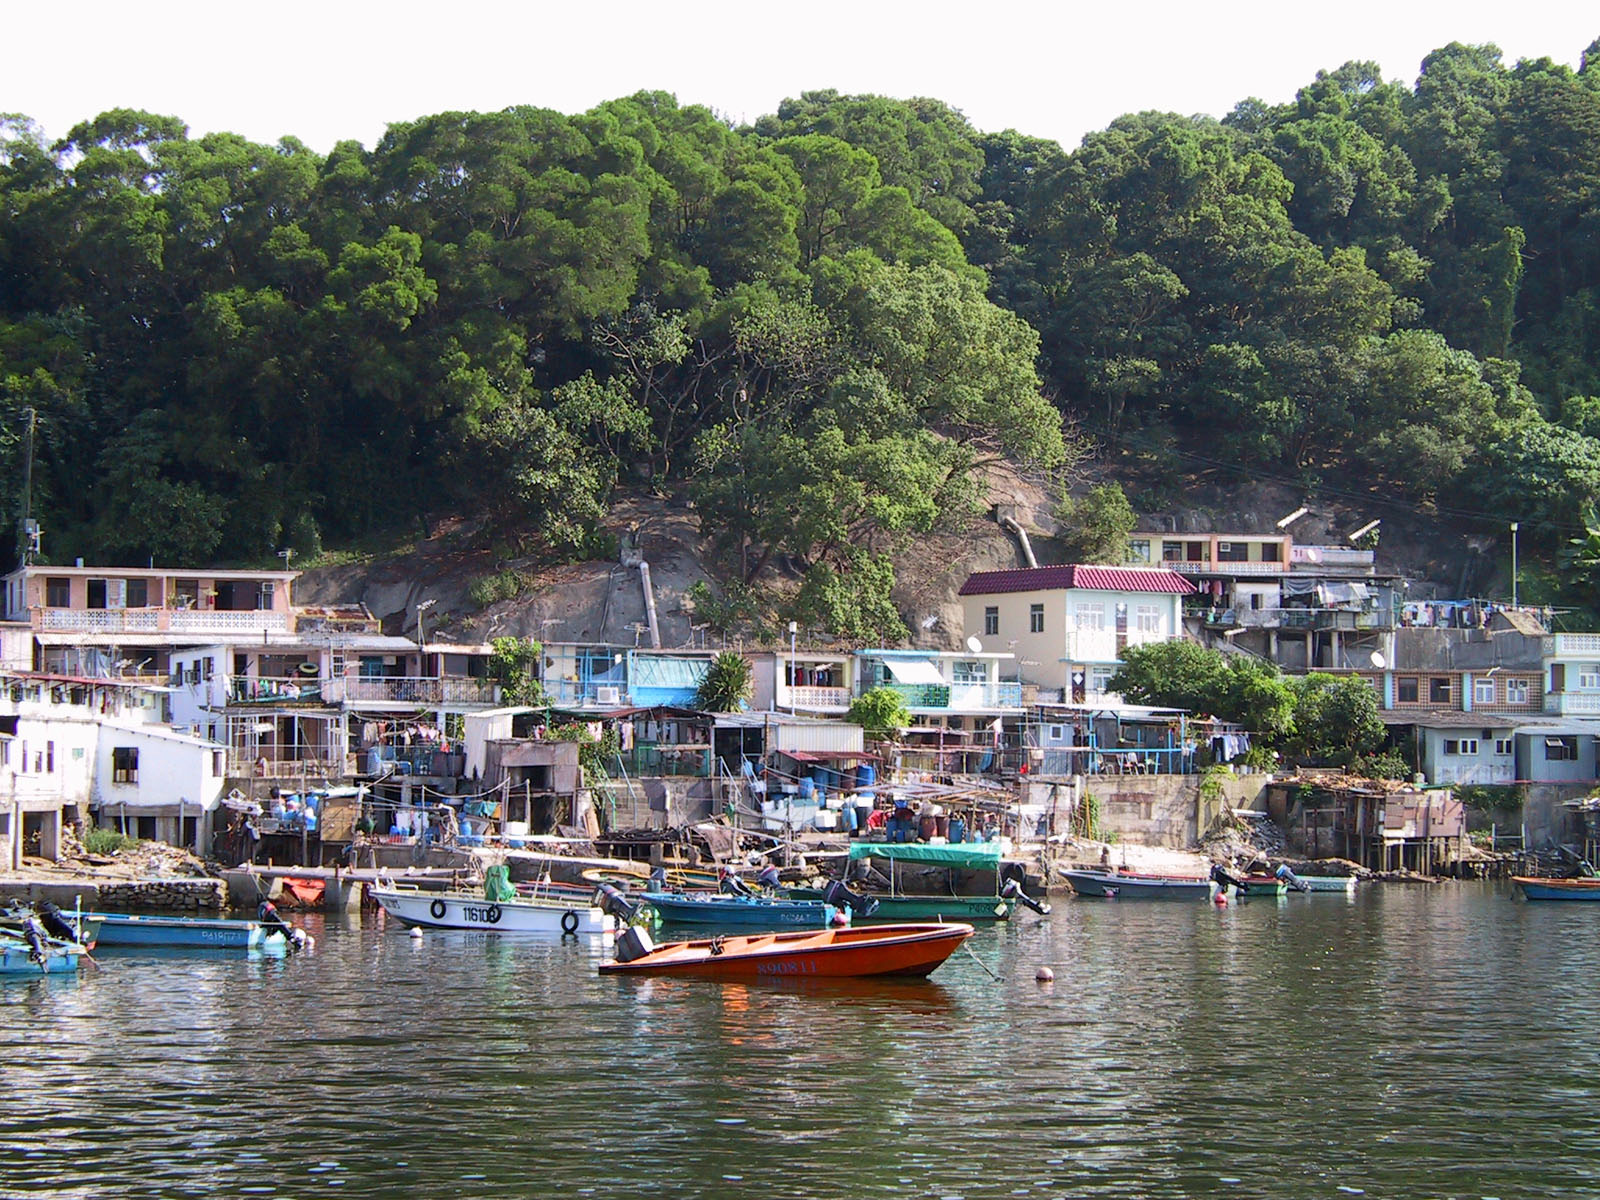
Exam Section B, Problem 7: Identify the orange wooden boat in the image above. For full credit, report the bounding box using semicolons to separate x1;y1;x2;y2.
598;921;974;979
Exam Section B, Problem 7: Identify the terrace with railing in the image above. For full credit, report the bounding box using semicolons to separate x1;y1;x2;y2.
226;675;498;707
37;608;290;634
876;681;1023;711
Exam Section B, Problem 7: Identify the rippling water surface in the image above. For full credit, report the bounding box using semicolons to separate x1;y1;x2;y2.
4;884;1598;1199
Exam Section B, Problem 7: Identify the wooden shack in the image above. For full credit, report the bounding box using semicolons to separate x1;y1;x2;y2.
1269;779;1466;873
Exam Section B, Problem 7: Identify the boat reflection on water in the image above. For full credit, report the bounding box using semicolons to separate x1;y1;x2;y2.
625;972;956;1015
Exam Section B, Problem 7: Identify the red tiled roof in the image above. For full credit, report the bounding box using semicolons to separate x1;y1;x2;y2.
957;565;1196;596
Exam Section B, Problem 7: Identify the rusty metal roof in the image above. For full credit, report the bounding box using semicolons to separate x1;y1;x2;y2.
958;565;1195;596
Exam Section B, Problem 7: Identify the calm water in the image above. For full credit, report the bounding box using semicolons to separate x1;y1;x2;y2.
3;884;1598;1199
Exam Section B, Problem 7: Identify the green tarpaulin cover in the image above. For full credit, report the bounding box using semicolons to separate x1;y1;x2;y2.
848;841;1003;867
484;864;518;902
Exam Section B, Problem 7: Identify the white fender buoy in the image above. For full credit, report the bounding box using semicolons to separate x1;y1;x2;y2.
410;927;424;939
1036;966;1055;983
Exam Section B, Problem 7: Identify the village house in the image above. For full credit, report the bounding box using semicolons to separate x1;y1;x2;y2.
0;671;225;867
959;564;1193;703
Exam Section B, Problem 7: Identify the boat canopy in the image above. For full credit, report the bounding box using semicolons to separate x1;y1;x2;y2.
848;842;1003;867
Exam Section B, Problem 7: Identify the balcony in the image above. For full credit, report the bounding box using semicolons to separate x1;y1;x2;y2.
37;608;289;634
876;681;1022;711
229;675;326;704
227;675;500;707
1547;633;1600;657
541;679;627;707
1545;691;1600;716
1165;559;1286;576
1064;628;1171;661
1290;546;1376;570
227;753;360;779
333;676;499;706
778;684;852;711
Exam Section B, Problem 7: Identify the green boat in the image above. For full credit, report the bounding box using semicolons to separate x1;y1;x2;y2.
791;841;1044;922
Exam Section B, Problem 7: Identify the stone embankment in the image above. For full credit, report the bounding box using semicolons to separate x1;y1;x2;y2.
0;878;227;912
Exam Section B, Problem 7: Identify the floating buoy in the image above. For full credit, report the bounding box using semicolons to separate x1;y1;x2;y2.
1036;966;1055;983
1213;892;1228;907
409;927;424;939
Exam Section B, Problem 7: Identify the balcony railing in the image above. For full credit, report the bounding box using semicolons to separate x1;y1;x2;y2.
1165;560;1285;576
229;675;326;704
541;679;627;707
227;675;499;706
1546;692;1600;715
1063;628;1170;661
1548;633;1600;656
334;677;499;706
227;753;359;779
876;681;1022;711
778;685;853;710
37;608;288;634
1290;546;1375;568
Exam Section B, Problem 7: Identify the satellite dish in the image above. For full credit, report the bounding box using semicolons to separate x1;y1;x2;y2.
966;635;983;654
1370;651;1387;669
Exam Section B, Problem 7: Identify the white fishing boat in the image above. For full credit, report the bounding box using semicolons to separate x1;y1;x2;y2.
370;883;615;937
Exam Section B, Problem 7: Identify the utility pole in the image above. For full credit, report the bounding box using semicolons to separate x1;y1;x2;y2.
19;406;36;564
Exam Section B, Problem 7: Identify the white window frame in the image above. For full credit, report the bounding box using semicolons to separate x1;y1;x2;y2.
1090;666;1116;693
1474;679;1496;705
1579;667;1600;690
1494;738;1513;756
1074;603;1105;631
1444;738;1479;756
1505;678;1530;704
1135;604;1161;634
1029;603;1044;633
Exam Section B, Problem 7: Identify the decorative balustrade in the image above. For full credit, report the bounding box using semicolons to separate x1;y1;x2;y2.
778;685;853;710
36;608;288;633
1549;633;1600;656
1165;560;1285;576
1546;691;1600;715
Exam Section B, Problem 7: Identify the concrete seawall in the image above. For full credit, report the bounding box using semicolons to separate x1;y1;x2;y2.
0;878;228;912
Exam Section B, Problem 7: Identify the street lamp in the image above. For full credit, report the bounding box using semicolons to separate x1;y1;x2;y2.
1510;523;1520;609
788;621;798;716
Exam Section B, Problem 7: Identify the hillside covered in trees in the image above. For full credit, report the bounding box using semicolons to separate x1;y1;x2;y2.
4;37;1600;638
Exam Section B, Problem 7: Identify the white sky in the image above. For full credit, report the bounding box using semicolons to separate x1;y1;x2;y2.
8;2;1596;154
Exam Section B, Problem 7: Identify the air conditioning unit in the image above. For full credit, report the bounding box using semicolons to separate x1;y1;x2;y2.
595;686;621;705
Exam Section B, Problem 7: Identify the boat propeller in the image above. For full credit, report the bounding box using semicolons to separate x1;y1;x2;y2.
1001;878;1051;915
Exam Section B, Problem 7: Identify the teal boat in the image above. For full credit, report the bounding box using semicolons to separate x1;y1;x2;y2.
0;931;82;976
92;913;277;949
791;841;1046;922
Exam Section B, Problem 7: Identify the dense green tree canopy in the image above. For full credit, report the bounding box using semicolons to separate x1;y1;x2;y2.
6;38;1600;630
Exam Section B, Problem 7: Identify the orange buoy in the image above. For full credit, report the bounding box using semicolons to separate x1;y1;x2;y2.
1213;893;1228;907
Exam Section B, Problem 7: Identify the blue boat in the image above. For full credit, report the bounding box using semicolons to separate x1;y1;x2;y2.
640;892;838;928
91;913;278;949
0;932;82;976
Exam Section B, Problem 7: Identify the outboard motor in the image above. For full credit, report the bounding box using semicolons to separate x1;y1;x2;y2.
1274;865;1310;893
596;883;642;923
1210;863;1247;894
20;915;50;968
822;880;880;919
757;865;781;890
612;924;656;964
719;871;755;898
648;865;667;891
1001;877;1051;916
36;901;80;944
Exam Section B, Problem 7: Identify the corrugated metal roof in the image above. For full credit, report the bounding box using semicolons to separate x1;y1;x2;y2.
958;565;1195;596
